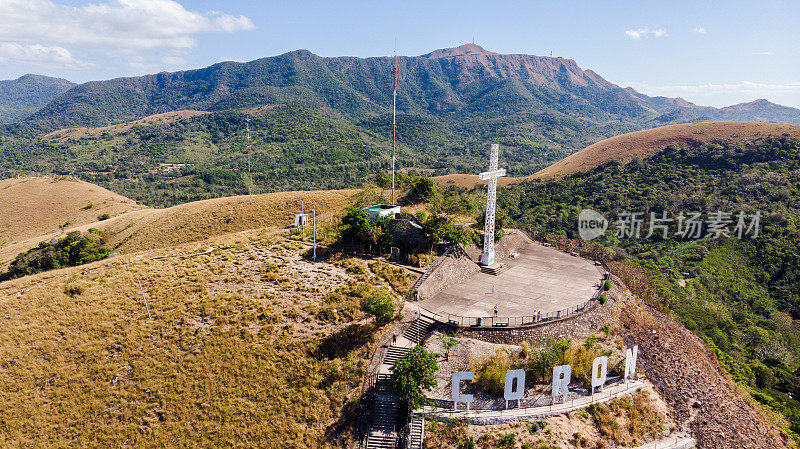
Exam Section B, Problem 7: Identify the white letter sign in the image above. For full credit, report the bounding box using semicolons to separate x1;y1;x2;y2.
551;364;571;398
624;345;638;380
504;369;525;401
451;371;474;404
591;356;608;393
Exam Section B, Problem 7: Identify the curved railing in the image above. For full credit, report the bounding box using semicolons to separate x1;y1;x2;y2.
418;285;603;330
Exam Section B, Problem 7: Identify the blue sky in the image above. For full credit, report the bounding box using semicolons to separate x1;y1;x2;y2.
1;0;798;108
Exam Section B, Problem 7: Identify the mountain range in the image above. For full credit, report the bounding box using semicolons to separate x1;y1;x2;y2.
2;44;800;205
3;44;799;134
0;74;75;124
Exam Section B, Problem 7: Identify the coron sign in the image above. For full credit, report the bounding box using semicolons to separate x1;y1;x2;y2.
451;345;638;406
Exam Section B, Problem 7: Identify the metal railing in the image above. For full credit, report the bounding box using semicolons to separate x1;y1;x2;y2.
418;286;602;330
426;375;635;411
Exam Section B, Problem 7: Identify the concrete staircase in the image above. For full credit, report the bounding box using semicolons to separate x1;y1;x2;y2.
407;417;425;449
366;393;399;449
405;271;430;301
364;316;437;449
403;316;436;345
383;346;411;366
480;263;510;276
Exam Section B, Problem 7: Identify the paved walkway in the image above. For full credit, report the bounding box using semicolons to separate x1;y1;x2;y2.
419;243;604;318
418;380;646;424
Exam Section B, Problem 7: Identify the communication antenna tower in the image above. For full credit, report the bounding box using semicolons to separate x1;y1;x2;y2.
391;53;398;204
246;113;252;198
246;113;253;229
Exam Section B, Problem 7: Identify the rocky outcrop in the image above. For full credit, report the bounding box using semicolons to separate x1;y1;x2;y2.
619;299;792;449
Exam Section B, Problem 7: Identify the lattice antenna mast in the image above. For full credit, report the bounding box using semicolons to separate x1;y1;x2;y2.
391;53;398;204
246;113;253;230
246;113;252;199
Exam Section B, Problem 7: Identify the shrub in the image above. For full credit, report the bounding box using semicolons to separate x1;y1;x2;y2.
570;432;588;447
64;284;85;297
473;350;513;396
603;279;611;291
527;419;547;433
8;231;112;278
97;213;111;221
341;207;374;245
499;433;515;446
599;294;607;304
563;343;603;386
527;339;571;383
584;334;599;350
360;287;396;325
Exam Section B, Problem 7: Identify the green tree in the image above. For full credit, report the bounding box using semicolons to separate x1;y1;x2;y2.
375;172;391;189
390;346;438;410
341;207;373;245
360;287;396;325
423;214;471;247
408;177;437;203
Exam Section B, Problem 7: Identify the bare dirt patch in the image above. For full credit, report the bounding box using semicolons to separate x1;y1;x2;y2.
43;110;209;141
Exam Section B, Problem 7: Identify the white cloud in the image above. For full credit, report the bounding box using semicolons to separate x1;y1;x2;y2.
632;81;800;95
625;26;668;40
754;51;775;56
0;0;256;50
161;55;186;65
0;42;90;68
693;27;707;34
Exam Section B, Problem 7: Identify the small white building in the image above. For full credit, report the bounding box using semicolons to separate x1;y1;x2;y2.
363;204;400;221
293;214;309;227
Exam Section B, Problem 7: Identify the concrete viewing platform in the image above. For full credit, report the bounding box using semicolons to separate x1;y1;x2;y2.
418;242;604;325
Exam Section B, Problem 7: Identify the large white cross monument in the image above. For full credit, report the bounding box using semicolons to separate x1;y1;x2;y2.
478;143;506;266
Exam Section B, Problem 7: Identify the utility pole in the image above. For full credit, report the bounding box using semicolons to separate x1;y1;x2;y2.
137;278;152;320
391;53;398;204
312;202;317;262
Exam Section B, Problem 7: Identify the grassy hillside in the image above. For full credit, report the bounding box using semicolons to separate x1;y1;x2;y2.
534;121;800;179
0;176;145;248
433;122;800;188
0;184;355;269
0;228;411;447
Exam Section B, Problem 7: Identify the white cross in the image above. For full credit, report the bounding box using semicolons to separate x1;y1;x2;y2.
479;143;506;266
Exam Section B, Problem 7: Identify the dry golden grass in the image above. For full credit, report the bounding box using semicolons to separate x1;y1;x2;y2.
43;110;209;142
0;176;145;248
424;387;670;449
0;185;355;269
433;121;800;188
587;389;666;446
536;121;800;179
0;229;396;447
